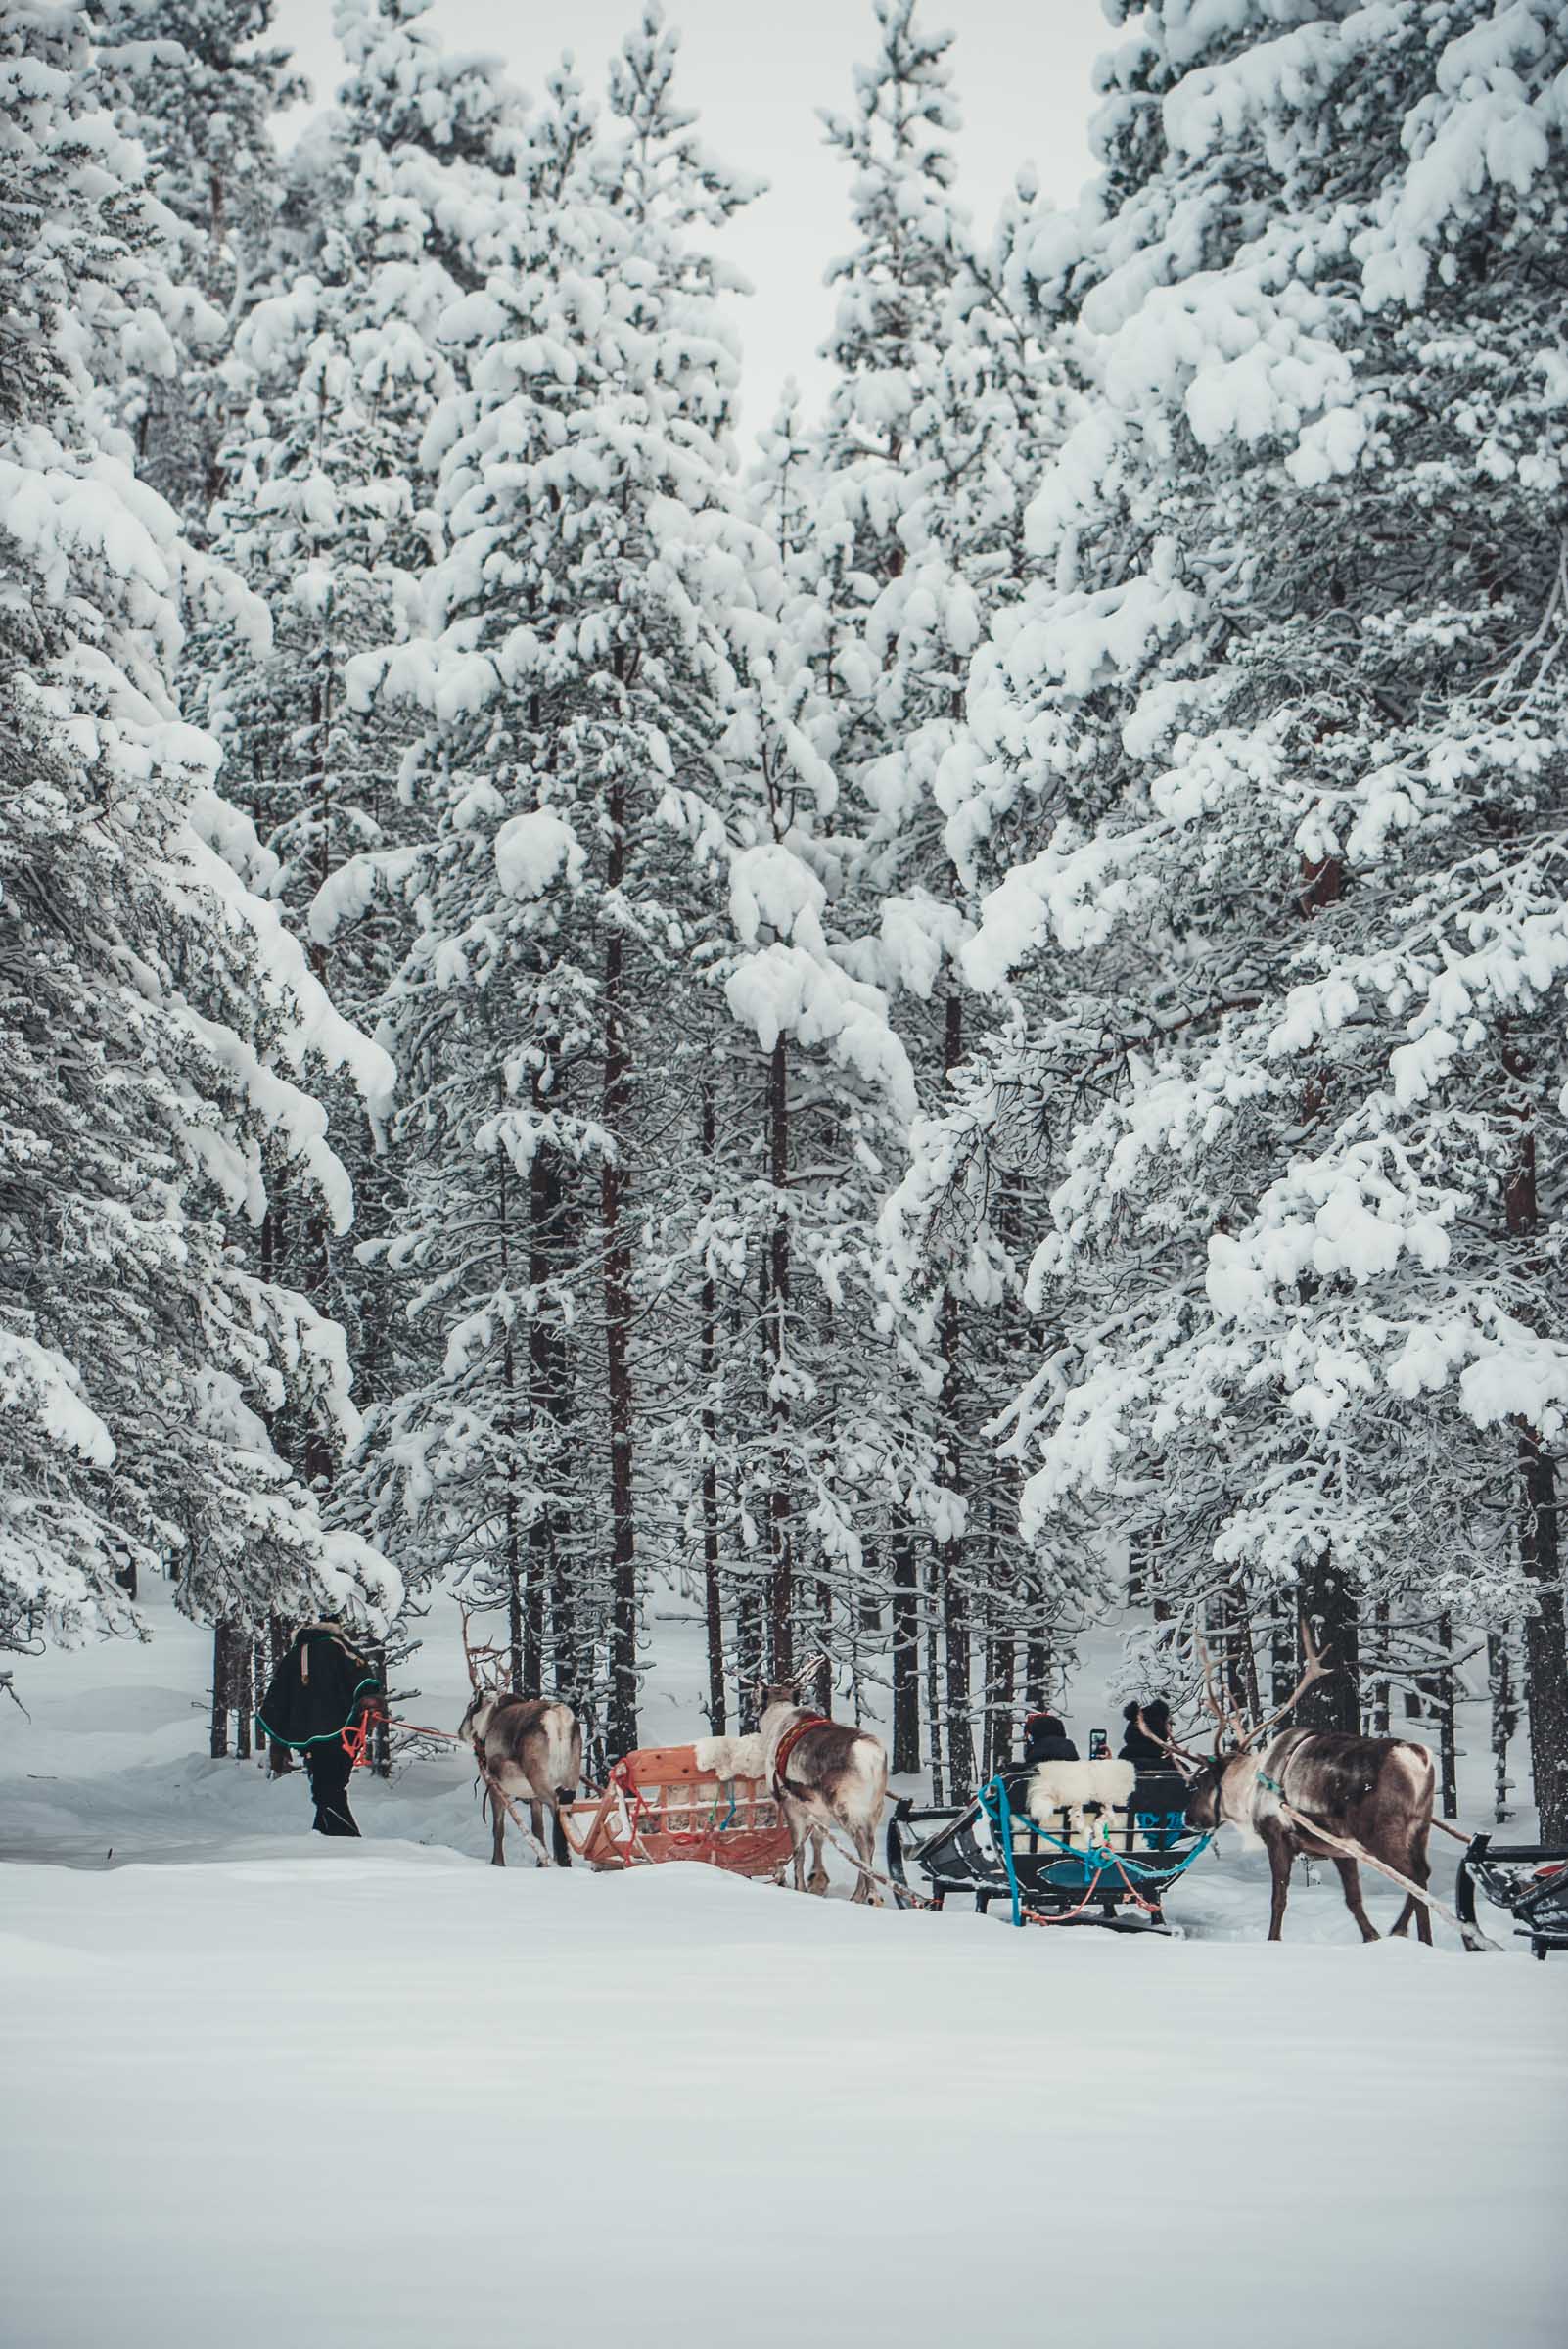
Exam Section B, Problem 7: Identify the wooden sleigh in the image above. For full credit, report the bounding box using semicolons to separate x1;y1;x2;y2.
562;1742;795;1877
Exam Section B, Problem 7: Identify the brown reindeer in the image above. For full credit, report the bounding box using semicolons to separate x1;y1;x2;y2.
1158;1624;1437;1944
457;1613;582;1869
758;1662;889;1905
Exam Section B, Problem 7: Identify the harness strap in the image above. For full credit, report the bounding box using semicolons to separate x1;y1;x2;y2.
771;1714;832;1802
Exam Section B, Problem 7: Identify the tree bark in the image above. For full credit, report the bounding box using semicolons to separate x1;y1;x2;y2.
491;1108;526;1696
1024;1575;1050;1714
890;1514;920;1773
983;1498;1015;1776
266;1612;293;1775
1370;1595;1391;1736
602;779;638;1757
1518;1427;1567;1841
764;1035;793;1682
1294;1555;1360;1733
1487;1631;1517;1824
527;1069;567;1696
1501;1031;1568;1840
925;1557;944;1804
209;1622;231;1760
234;1635;253;1761
937;994;974;1790
1269;1593;1296;1713
699;1082;726;1734
1212;1578;1261;1728
1435;1612;1459;1819
736;1536;765;1732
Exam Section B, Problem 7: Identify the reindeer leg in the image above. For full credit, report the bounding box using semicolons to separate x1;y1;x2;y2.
807;1827;829;1897
530;1798;549;1865
1333;1856;1379;1943
490;1781;506;1868
850;1821;876;1906
1262;1822;1292;1941
1392;1832;1432;1944
787;1801;810;1894
1414;1852;1433;1947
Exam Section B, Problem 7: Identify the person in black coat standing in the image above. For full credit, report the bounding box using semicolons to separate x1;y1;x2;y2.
1022;1710;1080;1766
256;1619;384;1837
1118;1698;1175;1767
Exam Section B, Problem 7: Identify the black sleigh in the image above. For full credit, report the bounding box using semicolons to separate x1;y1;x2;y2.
886;1761;1213;1935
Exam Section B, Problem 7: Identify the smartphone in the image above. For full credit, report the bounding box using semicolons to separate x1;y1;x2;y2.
1088;1727;1110;1760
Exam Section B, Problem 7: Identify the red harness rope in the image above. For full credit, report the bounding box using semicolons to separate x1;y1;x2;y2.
339;1707;385;1770
771;1714;832;1800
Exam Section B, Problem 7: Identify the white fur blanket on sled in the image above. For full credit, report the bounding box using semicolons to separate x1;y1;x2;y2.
1022;1759;1136;1849
693;1732;767;1781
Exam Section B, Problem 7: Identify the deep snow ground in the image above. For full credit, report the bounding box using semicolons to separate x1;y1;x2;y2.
3;1585;1565;2348
5;1848;1565;2349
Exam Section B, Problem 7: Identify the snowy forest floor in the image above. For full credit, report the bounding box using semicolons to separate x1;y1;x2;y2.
3;1590;1566;2348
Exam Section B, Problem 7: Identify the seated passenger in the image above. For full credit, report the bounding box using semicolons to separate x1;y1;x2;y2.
1022;1709;1079;1766
1118;1697;1174;1766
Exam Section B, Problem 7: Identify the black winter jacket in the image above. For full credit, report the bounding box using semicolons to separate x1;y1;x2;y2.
1118;1703;1175;1767
255;1624;381;1751
1022;1716;1080;1767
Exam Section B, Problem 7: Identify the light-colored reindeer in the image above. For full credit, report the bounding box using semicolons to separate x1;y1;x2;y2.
456;1612;582;1870
758;1656;889;1905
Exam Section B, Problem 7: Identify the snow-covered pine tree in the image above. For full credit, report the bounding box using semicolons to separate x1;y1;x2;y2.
348;15;763;1758
90;0;305;528
938;0;1568;1828
0;0;396;1657
816;0;1078;1785
189;0;532;1474
650;391;927;1733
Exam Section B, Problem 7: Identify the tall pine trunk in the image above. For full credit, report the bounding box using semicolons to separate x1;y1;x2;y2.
764;1035;793;1681
602;777;638;1757
1501;1033;1567;1840
1295;1554;1360;1733
209;1622;231;1760
699;1081;725;1733
528;1068;566;1696
890;1511;920;1774
492;1104;525;1695
938;996;975;1791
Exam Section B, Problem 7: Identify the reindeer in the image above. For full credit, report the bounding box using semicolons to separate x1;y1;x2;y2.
758;1659;889;1905
456;1613;582;1869
1154;1622;1437;1945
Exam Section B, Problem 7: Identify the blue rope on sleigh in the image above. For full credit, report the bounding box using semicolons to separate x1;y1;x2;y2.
976;1774;1214;1928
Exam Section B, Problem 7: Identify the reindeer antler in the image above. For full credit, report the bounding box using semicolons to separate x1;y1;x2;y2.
1232;1615;1335;1753
1134;1708;1207;1780
458;1604;505;1697
1193;1634;1248;1755
791;1650;829;1698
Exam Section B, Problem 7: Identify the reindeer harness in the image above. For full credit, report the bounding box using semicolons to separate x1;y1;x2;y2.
771;1714;832;1803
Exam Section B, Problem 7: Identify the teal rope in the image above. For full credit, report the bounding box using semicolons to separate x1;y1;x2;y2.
254;1674;382;1751
988;1774;1027;1926
978;1776;1214;1906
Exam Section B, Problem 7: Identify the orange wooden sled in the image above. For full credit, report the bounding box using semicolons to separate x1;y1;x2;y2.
561;1743;793;1878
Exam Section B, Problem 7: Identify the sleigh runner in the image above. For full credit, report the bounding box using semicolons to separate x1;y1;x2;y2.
886;1761;1213;1933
